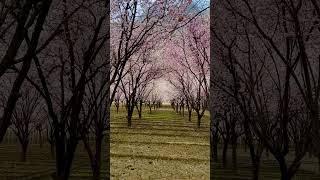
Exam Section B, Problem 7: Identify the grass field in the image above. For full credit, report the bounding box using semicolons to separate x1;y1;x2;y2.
110;107;210;179
0;106;319;179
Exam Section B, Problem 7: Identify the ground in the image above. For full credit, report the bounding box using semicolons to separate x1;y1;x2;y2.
0;106;319;179
110;107;210;179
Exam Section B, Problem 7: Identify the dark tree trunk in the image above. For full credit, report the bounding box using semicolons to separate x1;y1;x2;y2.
21;142;28;162
247;140;262;180
52;139;78;180
231;140;237;170
116;105;119;113
188;109;192;122
251;148;262;180
92;136;102;180
38;129;43;148
127;101;135;127
197;114;201;128
253;160;260;180
127;109;133;127
222;139;229;167
211;132;218;162
318;154;320;173
138;100;142;120
308;150;312;158
278;157;290;180
49;142;55;159
182;105;184;116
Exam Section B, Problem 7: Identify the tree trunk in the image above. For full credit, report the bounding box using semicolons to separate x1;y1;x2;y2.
50;142;55;159
39;129;43;148
188;110;192;122
244;143;247;152
308;150;312;158
92;163;101;180
212;133;218;162
210;132;216;180
182;105;184;116
138;101;142;120
278;157;300;180
318;154;320;173
278;157;291;180
197;114;201;128
127;109;133;127
92;136;102;180
21;142;28;162
52;140;78;180
136;104;142;120
222;139;229;167
253;161;260;180
248;142;261;180
116;106;119;113
232;141;237;170
105;122;110;179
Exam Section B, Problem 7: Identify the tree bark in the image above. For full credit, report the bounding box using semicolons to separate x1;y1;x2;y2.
38;129;43;148
253;161;260;180
248;142;261;180
197;114;201;128
52;139;78;180
182;104;184;116
232;140;237;170
127;107;134;127
213;137;218;162
278;157;290;180
318;154;320;173
188;109;192;122
21;142;28;162
222;139;229;167
92;149;102;180
90;136;103;180
50;143;55;159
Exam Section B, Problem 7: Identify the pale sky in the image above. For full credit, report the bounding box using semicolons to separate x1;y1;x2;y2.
154;79;173;104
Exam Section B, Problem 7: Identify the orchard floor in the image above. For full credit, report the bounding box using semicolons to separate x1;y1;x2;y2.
0;107;319;179
111;108;320;179
110;108;210;179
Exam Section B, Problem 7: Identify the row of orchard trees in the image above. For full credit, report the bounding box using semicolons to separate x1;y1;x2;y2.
0;0;200;179
210;0;320;179
0;1;111;179
115;44;164;126
110;0;208;127
114;87;163;118
166;14;210;128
